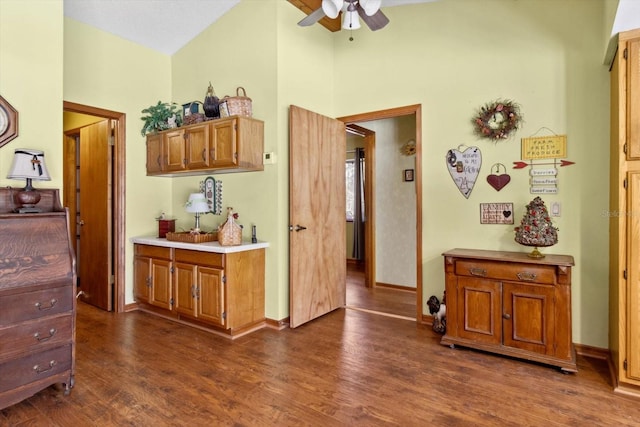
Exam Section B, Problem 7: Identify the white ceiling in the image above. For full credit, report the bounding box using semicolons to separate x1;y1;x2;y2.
63;0;438;55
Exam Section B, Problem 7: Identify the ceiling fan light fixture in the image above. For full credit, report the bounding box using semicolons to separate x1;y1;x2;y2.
342;10;361;30
359;0;381;16
322;0;343;19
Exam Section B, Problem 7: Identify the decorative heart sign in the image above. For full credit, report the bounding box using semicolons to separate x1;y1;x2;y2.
446;147;482;199
486;163;511;191
487;174;511;191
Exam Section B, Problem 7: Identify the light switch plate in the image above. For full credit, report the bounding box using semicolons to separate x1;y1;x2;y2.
551;202;561;217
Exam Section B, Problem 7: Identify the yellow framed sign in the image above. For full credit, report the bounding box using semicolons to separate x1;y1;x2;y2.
521;135;567;160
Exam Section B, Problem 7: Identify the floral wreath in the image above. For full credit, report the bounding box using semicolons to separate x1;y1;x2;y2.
472;99;522;141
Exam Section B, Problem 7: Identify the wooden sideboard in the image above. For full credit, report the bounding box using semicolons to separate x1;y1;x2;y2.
441;248;576;372
0;187;77;409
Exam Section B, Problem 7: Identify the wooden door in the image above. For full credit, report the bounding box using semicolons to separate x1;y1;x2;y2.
456;276;501;344
210;118;237;167
174;262;197;317
198;266;225;327
146;133;163;174
150;258;172;310
165;129;186;171
627;171;640;380
626;37;640;160
185;123;210;169
134;256;150;303
289;105;346;328
502;281;554;355
78;120;113;311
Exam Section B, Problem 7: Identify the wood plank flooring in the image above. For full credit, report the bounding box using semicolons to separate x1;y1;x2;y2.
2;300;640;426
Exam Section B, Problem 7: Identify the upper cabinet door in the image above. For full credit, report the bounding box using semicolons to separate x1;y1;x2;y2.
185;123;210;169
165;129;187;171
210;118;237;167
627;37;640;160
146;133;164;174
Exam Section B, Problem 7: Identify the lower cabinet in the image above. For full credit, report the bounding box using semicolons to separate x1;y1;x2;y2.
441;248;576;372
134;244;265;337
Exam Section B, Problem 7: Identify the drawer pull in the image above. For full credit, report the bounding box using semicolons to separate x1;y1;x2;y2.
35;299;58;310
33;360;56;374
34;328;57;342
517;272;537;281
469;268;487;277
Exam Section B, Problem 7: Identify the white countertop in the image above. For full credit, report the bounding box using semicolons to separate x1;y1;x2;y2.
131;236;269;254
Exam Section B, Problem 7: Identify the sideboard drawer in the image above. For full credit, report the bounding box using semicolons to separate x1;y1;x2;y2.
0;344;72;393
0;286;73;326
455;260;557;285
0;314;73;359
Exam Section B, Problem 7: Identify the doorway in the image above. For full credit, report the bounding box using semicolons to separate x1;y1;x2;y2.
339;105;423;320
62;101;126;313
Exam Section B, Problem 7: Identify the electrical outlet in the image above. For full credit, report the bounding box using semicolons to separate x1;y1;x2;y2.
263;152;277;164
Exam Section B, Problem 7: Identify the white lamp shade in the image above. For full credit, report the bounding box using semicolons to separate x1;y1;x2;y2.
342;10;361;29
185;193;209;213
6;149;51;181
359;0;381;16
322;0;343;19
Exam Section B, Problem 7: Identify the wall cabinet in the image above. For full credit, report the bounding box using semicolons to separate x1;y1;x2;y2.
441;249;576;372
609;28;640;397
133;242;265;338
145;116;263;176
0;189;76;409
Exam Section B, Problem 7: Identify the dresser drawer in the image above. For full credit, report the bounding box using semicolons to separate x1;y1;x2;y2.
0;314;73;359
0;344;72;393
455;260;557;284
0;286;73;326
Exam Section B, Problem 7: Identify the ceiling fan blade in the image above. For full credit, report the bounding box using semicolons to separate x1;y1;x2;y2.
298;7;326;27
357;7;389;31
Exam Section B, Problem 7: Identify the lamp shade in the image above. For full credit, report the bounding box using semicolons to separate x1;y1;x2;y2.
342;10;361;29
7;149;51;181
359;0;381;16
185;193;209;213
322;0;343;19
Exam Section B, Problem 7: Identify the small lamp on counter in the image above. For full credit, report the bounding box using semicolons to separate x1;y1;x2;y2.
185;192;209;233
6;148;51;213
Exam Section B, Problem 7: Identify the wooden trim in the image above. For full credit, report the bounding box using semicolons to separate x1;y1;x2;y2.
265;317;290;330
375;282;416;292
63;101;126;313
338;104;423;320
574;343;610;360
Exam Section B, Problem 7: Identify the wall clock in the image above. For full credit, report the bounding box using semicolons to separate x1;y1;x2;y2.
0;95;18;148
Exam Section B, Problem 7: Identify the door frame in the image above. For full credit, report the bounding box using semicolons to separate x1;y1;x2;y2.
63;101;126;313
338;104;423;319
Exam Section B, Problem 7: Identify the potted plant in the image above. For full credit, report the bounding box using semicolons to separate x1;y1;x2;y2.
140;101;183;136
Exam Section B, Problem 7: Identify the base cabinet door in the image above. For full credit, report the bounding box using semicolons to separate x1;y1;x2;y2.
174;262;197;317
134;256;151;303
198;266;225;327
456;277;501;345
503;281;555;355
134;245;173;310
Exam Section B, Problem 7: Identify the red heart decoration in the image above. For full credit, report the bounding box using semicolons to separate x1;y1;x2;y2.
487;173;511;191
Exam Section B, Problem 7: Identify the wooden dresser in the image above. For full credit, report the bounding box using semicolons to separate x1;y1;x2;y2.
441;248;576;372
0;188;76;409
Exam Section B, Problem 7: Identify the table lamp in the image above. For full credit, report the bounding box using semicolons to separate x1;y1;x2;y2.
6;148;51;213
185;192;209;233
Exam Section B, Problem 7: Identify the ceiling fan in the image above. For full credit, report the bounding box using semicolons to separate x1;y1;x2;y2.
298;0;389;32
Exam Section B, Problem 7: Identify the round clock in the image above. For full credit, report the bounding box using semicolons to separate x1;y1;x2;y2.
0;95;18;148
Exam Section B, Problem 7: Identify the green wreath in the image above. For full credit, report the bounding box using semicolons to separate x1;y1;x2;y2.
472;99;522;140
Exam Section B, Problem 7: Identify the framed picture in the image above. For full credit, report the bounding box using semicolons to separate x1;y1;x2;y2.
403;169;414;182
480;202;514;225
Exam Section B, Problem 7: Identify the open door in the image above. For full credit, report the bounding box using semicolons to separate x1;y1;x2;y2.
78;119;113;310
289;105;346;328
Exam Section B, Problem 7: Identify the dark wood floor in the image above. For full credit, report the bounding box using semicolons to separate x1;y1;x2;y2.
345;263;417;319
2;299;640;426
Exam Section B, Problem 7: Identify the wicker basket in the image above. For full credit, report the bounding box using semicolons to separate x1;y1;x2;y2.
219;87;252;118
218;208;242;246
166;231;217;243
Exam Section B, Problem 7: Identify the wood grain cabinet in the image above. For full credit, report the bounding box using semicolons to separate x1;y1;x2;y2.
441;249;576;372
134;243;265;338
145;116;264;176
609;28;640;397
0;189;76;409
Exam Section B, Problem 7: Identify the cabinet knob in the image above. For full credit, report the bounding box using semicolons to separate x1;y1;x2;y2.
503;313;511;320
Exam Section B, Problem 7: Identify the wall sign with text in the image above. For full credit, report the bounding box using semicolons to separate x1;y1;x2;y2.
480;202;514;224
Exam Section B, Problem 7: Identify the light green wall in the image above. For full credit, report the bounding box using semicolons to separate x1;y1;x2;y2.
0;0;620;347
331;0;610;346
0;0;63;188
